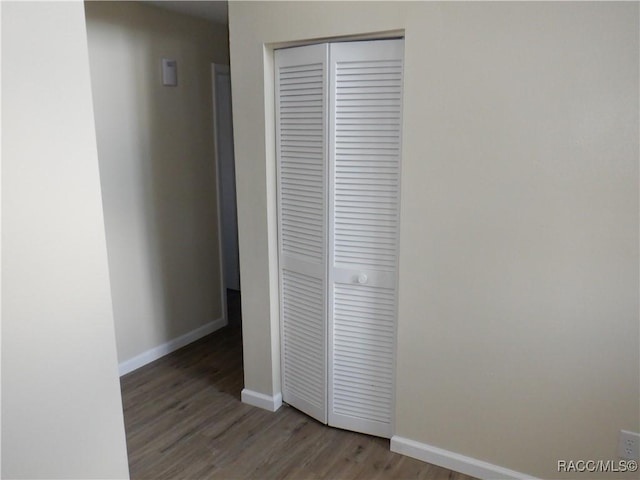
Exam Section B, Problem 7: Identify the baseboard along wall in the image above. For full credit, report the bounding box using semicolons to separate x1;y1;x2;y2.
241;389;283;412
390;436;538;480
118;317;227;376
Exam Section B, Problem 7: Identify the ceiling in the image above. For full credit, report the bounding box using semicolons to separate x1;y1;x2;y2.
145;1;228;25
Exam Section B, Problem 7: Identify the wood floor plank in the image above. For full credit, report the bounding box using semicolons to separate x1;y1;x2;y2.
120;317;477;480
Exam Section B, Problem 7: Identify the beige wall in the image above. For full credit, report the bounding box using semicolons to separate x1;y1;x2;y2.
228;2;639;478
2;1;129;478
85;1;229;364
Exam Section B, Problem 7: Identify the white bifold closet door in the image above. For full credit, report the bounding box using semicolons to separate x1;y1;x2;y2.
276;43;329;424
276;39;403;439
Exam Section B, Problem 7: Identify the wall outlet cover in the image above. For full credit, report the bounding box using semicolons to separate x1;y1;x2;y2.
618;430;640;460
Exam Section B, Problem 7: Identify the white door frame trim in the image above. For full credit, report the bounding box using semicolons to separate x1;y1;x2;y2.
212;63;231;325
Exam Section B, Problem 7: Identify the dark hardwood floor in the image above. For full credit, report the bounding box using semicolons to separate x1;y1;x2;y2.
120;292;476;479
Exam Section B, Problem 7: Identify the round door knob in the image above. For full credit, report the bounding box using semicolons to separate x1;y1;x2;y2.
357;273;368;284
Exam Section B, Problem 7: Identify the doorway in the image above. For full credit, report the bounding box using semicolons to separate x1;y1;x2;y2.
213;63;241;326
276;39;404;438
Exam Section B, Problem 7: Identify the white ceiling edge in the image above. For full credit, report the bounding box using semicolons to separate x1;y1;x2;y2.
144;0;228;25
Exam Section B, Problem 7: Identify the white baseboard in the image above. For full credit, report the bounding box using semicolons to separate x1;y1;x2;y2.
241;389;283;412
390;436;537;480
119;317;227;376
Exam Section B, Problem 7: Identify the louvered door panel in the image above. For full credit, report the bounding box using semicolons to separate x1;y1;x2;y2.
334;56;402;271
282;270;325;410
328;39;403;439
333;283;395;425
276;44;328;423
